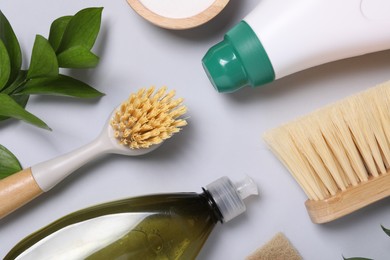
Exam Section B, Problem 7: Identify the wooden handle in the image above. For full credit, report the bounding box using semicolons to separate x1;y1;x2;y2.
305;173;390;224
0;168;43;219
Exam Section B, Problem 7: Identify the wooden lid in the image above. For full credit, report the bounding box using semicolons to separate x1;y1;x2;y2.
127;0;230;30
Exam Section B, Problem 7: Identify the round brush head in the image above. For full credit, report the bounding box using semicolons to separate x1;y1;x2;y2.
110;86;187;149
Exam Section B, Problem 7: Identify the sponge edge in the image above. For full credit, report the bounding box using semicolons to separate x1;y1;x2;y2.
246;233;302;260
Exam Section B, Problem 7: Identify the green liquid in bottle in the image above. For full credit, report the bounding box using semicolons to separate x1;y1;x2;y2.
5;176;257;260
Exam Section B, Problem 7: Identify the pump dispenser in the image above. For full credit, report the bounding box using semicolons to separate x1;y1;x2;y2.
5;176;258;260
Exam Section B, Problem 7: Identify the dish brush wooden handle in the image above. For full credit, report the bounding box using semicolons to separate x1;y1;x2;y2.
305;173;390;224
0;168;43;219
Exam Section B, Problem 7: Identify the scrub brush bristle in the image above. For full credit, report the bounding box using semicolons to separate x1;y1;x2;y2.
263;81;390;223
110;86;187;149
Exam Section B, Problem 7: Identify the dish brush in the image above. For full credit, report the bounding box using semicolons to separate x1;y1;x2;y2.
263;81;390;223
0;86;187;219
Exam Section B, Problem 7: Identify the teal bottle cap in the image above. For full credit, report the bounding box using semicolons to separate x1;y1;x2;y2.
202;21;275;93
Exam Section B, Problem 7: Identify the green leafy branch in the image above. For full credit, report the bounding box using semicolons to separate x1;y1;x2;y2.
0;7;104;178
343;225;390;260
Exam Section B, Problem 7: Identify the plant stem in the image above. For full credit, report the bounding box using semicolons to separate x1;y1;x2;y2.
1;71;28;95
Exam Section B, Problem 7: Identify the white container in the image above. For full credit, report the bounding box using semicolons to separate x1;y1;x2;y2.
202;0;390;93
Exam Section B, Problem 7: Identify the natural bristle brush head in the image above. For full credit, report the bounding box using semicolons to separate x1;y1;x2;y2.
109;86;187;151
263;81;390;224
0;86;187;219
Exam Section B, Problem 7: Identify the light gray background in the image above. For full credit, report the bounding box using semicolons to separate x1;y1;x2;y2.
1;1;390;259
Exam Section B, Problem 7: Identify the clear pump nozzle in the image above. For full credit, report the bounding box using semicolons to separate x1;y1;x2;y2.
235;175;259;200
206;176;258;223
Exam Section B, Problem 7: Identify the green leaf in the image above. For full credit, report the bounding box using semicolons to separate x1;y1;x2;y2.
0;93;50;130
381;225;390;237
0;70;29;122
18;74;104;98
0;71;29;121
27;35;59;79
48;15;72;52
0;10;22;86
0;144;22;179
0;39;11;90
1;70;27;95
9;94;29;109
57;46;99;68
57;7;103;53
0;94;29;122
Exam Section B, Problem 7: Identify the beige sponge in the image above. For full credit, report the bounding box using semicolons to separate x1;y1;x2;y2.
246;233;302;260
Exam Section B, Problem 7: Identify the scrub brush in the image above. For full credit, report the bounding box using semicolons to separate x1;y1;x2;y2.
0;86;187;219
263;81;390;224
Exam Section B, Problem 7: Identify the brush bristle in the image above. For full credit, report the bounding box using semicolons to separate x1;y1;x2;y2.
110;86;187;149
263;81;390;201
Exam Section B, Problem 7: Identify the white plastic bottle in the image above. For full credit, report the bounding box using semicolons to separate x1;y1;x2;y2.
202;0;390;93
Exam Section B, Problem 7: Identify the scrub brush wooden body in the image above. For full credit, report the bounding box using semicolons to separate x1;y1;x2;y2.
0;87;187;219
263;81;390;223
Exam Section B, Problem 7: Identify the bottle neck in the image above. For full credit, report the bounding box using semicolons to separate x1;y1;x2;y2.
202;189;224;223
